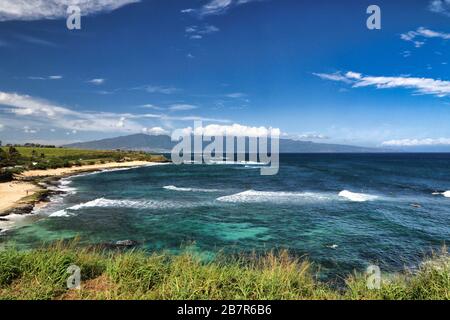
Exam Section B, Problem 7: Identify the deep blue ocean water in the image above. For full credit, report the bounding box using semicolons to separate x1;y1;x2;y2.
1;154;450;277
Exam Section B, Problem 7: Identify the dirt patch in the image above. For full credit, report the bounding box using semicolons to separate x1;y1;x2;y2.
59;274;118;300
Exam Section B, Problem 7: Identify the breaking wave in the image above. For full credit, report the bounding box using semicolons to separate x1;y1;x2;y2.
216;190;334;204
163;185;221;192
338;190;378;202
49;197;196;218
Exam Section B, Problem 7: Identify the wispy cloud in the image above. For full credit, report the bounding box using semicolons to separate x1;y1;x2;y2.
0;0;140;21
15;34;56;47
429;0;450;17
382;138;450;146
87;78;105;85
0;91;230;135
28;75;63;80
401;27;450;48
186;24;219;40
314;71;450;98
139;104;163;110
138;85;180;95
182;0;263;17
169;104;199;111
225;92;247;98
295;133;329;140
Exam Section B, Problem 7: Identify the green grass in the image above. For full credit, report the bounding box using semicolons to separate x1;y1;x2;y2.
1;146;166;162
0;243;448;300
0;147;168;177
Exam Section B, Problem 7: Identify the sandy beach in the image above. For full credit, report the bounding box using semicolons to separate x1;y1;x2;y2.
0;181;41;214
0;161;161;216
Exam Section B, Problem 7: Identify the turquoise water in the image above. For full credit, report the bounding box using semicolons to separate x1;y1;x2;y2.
1;154;450;277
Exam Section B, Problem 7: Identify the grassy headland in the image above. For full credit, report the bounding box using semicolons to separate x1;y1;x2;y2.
0;242;448;300
0;145;167;178
0;145;168;215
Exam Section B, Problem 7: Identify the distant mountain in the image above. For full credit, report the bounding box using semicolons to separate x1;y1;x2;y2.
64;134;386;153
65;134;174;153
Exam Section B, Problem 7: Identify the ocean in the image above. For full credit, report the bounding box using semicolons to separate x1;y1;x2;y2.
1;154;450;277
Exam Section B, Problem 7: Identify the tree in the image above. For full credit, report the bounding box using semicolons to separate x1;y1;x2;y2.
8;146;19;157
0;148;7;162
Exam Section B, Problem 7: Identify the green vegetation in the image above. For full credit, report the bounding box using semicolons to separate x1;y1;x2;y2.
0;242;448;300
0;146;168;181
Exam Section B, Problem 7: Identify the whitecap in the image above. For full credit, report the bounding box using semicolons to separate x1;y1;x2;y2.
48;197;195;217
0;212;37;231
217;190;333;204
338;190;378;202
163;185;220;193
49;210;72;217
431;191;450;198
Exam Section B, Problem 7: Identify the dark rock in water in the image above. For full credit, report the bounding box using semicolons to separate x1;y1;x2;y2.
4;204;34;216
0;218;9;222
115;240;138;247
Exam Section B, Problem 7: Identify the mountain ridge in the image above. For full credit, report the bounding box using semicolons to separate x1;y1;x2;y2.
64;134;388;153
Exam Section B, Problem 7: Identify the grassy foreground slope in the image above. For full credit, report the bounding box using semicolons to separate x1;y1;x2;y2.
0;243;448;300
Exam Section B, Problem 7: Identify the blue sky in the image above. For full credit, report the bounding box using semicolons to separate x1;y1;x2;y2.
1;0;450;149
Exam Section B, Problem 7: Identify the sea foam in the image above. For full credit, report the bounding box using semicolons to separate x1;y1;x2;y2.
163;185;220;192
338;190;378;202
48;197;195;217
216;190;333;204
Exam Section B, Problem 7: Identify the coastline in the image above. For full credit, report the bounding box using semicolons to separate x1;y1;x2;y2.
0;161;166;218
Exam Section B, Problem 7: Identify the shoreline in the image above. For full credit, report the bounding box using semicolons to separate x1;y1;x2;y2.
0;161;167;218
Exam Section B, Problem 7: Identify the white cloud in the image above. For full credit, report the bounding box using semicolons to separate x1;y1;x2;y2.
186;24;219;40
139;104;163;110
226;92;247;98
142;85;179;94
169;104;198;111
429;0;450;16
142;127;169;135
186;25;219;35
29;75;63;80
0;91;142;133
181;123;280;137
314;71;450;98
23;126;37;134
313;73;353;84
401;27;450;47
116;116;126;128
295;133;329;140
0;91;231;136
183;0;262;17
88;78;105;85
0;0;140;21
382;138;450;146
